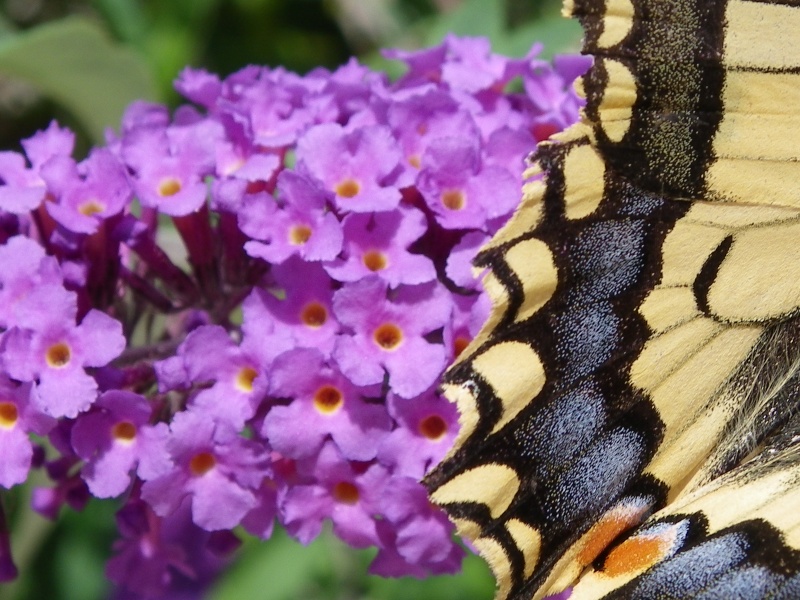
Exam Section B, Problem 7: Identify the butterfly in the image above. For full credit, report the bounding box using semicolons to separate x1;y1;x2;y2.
423;0;800;598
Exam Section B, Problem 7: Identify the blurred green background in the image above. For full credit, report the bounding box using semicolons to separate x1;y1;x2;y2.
0;1;581;598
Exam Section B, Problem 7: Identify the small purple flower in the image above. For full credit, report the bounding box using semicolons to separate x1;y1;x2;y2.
123;119;222;217
140;410;266;531
281;442;389;548
156;325;271;429
71;390;158;498
240;476;281;540
31;472;90;520
241;170;343;264
0;152;47;214
174;67;222;109
2;309;126;418
0;377;54;488
440;35;512;94
107;497;233;598
21;120;76;168
0;236;72;330
244;257;339;356
445;230;490;290
0;121;75;215
524;54;590;141
332;277;450;398
297;123;402;213
323;206;436;287
417;137;519;230
262;348;390;461
372;477;463;576
386;91;479;180
378;390;458;480
444;292;491;362
42;148;132;234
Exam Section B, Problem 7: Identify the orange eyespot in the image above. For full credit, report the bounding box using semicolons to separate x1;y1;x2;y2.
441;189;466;210
189;452;216;476
419;415;447;440
0;402;18;428
112;421;137;441
373;323;403;350
158;177;182;197
332;481;359;504
235;366;259;392
46;342;72;368
362;250;387;272
301;302;328;328
313;385;343;414
603;534;671;577
335;178;361;198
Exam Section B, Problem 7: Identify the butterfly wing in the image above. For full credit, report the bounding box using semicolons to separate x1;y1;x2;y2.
424;0;800;598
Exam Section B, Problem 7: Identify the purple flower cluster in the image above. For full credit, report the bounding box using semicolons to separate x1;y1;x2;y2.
0;34;586;595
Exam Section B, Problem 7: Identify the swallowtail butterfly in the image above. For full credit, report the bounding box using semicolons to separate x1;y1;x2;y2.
424;0;800;598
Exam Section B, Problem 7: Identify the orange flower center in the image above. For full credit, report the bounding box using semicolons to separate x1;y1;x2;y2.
46;342;72;368
332;481;359;505
189;451;216;476
112;421;137;441
362;250;387;272
441;189;465;210
335;178;361;198
235;366;258;392
289;224;313;245
301;302;328;328
78;199;106;216
0;402;18;428
313;385;343;414
418;415;447;440
158;177;182;197
373;323;403;350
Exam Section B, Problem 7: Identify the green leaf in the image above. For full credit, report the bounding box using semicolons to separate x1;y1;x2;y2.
422;0;504;46
0;17;158;143
499;16;584;59
210;528;332;600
